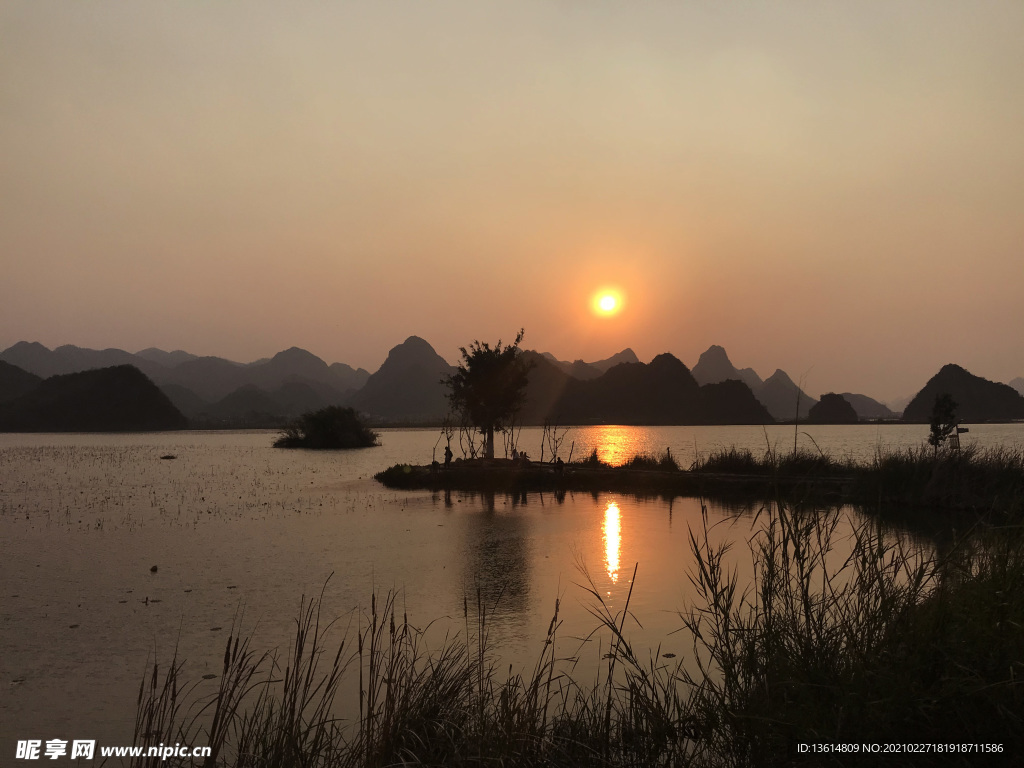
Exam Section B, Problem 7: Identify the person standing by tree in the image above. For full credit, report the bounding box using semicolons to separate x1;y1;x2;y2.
445;329;531;460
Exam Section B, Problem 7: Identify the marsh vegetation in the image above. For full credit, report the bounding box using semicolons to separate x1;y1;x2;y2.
130;501;1023;767
378;443;1024;521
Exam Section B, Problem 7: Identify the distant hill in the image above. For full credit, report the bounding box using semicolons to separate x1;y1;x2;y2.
691;345;763;391
0;360;42;404
0;341;164;379
690;345;815;421
903;364;1024;423
886;394;913;416
536;348;639;381
161;346;363;404
0;341;61;377
591;348;641;373
839;392;896;420
196;384;288;428
808;393;859;424
699;379;776;425
520;352;575;422
1011;377;1024;397
330;361;371;392
1;341;369;410
757;369;817;421
159;383;209;419
349;336;455;422
135;347;199;367
160;355;250;402
249;347;341;391
522;352;772;426
0;365;187;431
552;354;706;425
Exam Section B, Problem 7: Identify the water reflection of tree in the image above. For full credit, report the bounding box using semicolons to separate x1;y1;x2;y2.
460;493;532;619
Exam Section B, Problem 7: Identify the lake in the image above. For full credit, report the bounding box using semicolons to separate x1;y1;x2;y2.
2;423;1022;754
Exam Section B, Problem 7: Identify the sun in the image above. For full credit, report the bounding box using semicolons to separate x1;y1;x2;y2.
592;289;623;317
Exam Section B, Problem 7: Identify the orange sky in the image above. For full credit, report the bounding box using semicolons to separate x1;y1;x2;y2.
2;2;1022;401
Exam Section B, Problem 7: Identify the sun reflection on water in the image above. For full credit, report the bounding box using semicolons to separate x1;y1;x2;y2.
588;426;653;466
603;501;621;583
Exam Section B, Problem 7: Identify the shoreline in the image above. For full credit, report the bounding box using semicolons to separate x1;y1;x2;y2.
375;445;1024;523
375;458;851;500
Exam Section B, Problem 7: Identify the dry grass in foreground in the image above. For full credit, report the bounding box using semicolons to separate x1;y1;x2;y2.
128;505;1024;767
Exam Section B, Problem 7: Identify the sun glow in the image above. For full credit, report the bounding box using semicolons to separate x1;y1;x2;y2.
592;289;623;317
603;501;621;583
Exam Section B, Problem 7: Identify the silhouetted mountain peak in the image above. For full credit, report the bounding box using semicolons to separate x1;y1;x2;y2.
593;348;640;372
808;393;859;424
531;348;637;380
692;345;764;390
756;369;817;420
135;347;198;367
937;363;968;377
692;345;736;383
903;363;1024;423
349;336;455;421
272;346;317;360
0;341;59;377
649;352;689;373
7;341;49;354
403;335;435;351
382;336;450;370
703;344;729;360
267;346;328;369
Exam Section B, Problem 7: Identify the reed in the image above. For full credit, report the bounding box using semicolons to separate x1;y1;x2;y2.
130;505;1024;767
678;504;1024;765
623;449;680;472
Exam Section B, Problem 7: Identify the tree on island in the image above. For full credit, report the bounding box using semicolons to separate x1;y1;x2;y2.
928;393;958;454
274;406;379;449
445;329;531;460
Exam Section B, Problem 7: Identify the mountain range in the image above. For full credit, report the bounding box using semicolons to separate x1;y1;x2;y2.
2;338;1021;429
691;345;895;421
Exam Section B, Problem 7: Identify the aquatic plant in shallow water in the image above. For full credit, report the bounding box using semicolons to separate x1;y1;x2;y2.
274;406;379;450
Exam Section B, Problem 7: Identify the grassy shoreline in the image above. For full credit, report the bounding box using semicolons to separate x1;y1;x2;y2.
375;444;1024;521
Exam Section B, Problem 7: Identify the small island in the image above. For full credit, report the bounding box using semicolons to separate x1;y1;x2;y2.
273;405;379;449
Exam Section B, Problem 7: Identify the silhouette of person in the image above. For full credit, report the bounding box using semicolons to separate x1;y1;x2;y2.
444;444;453;469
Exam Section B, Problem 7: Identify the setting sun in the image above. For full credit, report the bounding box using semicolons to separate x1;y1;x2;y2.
592;289;623;317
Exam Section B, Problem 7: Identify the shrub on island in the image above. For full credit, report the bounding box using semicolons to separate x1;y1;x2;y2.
273;406;379;449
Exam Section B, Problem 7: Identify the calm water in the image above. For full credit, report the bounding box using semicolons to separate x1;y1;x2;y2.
2;423;1022;752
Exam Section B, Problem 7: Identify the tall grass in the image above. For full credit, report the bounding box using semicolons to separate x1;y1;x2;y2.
691;443;1024;518
690;446;851;477
856;443;1024;518
623;449;681;472
130;506;1024;767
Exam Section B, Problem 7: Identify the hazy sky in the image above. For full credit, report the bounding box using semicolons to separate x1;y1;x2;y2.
2;1;1022;401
